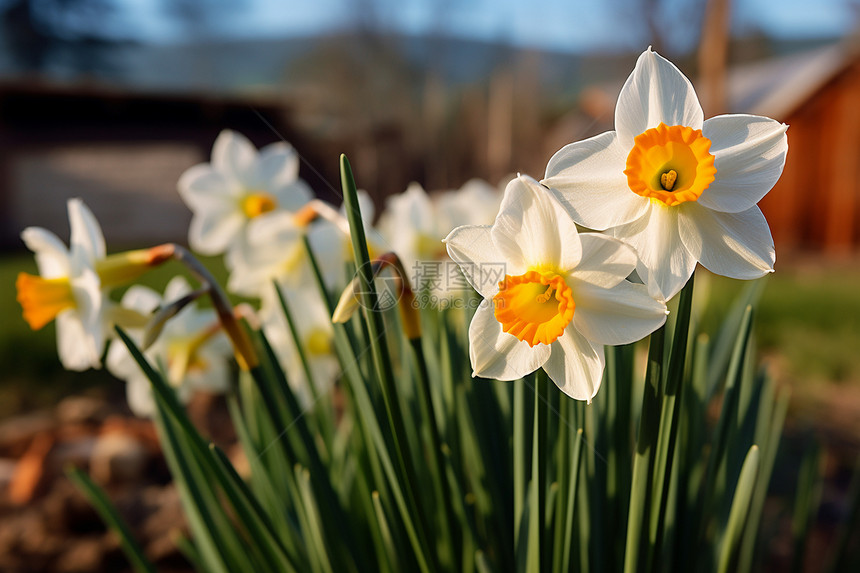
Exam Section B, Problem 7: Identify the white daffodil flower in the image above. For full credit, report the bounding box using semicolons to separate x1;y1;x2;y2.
444;175;667;402
106;277;230;418
17;199;107;371
177;129;313;267
259;286;339;408
543;48;788;301
227;211;343;299
379;179;501;301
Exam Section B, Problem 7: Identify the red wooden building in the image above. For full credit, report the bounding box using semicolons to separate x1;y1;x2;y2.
731;39;860;254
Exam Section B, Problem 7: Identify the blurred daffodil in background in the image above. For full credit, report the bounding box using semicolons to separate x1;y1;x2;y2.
106;276;231;417
17;199;108;371
177;129;314;268
379;179;501;303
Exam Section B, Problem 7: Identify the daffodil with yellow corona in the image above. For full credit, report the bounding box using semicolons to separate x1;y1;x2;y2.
106;277;231;417
543;48;788;301
177;129;313;267
444;175;667;401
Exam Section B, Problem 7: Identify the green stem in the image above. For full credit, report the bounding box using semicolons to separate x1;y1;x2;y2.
649;274;695;568
411;338;459;567
67;467;158;573
623;323;666;573
527;372;548;573
340;155;437;572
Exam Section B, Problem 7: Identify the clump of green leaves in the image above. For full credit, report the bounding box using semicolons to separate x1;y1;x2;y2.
71;157;859;573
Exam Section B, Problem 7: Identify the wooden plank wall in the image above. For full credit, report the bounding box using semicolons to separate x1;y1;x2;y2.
759;59;860;254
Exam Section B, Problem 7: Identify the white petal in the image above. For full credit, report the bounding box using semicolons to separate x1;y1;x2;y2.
189;352;231;394
444;225;506;298
164;275;194;302
615;48;704;149
699;115;789;213
251;141;300;189
212;130;257;181
69;263;105;350
491;175;581;272
21;227;70;278
382;182;435;236
106;339;137;379
188;209;245;256
224;233;255;271
126;376;156;418
678;203;775;279
247;210;300;244
570;233;638;288
177;164;240;210
570;279;667;345
56;311;101;371
543;325;605;403
306;220;343;287
120;285;162;314
356;190;377;224
68;199;106;262
231;213;308;291
436;179;501;229
377;183;435;269
272;179;314;213
542;131;649;230
612;204;697;301
469;300;551;380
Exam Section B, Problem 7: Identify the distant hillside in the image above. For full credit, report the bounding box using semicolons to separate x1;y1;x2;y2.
0;31;844;101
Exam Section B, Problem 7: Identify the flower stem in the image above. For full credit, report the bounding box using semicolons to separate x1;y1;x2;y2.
624;320;666;573
527;371;548;573
340;154;438;572
167;244;258;371
649;273;695;568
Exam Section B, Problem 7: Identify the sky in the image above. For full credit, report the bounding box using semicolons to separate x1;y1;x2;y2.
10;0;859;52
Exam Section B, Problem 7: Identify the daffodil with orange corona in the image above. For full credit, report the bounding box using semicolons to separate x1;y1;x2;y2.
543;48;788;300
17;199;173;370
444;175;667;401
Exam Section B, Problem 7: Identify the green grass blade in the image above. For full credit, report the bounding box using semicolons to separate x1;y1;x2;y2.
371;491;399;573
514;380;530;551
208;443;299;572
624;325;666;573
737;386;789;573
606;343;633;569
340;154;437;572
706;279;766;398
717;445;760;573
295;466;335;573
791;442;823;573
273;280;333;432
66;467;157;573
411;338;458;566
558;428;584;573
649;275;695;567
527;373;548;573
228;396;306;563
153;405;240;573
476;550;494;573
695;305;754;556
330;323;433;573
